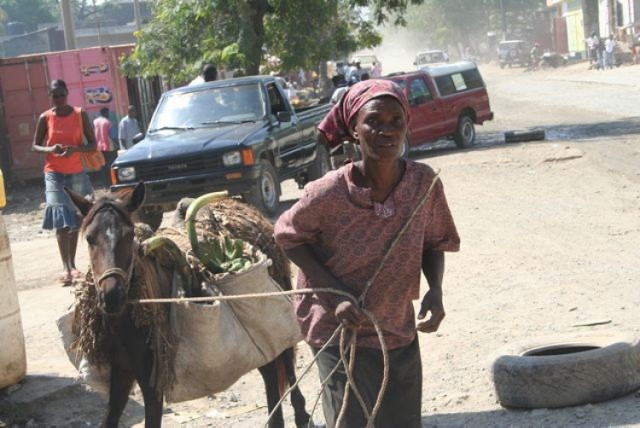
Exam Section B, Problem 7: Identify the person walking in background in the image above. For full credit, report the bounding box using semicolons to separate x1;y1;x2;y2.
31;79;96;286
370;61;381;78
274;79;460;427
587;32;598;68
605;36;616;69
93;107;117;187
189;63;218;85
118;105;141;150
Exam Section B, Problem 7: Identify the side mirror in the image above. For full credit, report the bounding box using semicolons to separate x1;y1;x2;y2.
132;132;145;144
276;111;291;123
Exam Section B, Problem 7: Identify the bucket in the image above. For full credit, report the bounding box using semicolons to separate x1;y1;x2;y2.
0;215;27;389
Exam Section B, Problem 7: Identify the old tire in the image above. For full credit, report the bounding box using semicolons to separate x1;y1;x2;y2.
243;160;280;217
504;129;546;143
135;206;164;230
453;115;476;149
490;332;640;409
308;144;331;182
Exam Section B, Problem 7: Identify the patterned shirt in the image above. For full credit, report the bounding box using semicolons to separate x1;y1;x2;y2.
274;160;460;349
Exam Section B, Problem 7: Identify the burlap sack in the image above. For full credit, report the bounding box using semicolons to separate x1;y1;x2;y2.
167;254;302;403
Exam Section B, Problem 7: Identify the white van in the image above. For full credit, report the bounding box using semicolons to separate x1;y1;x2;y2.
414;50;449;68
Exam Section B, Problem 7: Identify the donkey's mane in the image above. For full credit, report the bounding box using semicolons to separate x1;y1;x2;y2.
81;196;133;234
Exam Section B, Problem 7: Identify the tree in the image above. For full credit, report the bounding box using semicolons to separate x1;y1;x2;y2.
0;0;57;33
402;0;546;57
123;0;423;84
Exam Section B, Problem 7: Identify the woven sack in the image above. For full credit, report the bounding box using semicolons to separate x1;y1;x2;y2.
166;253;302;403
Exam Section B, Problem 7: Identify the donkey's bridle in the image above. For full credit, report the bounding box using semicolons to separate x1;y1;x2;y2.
90;243;137;295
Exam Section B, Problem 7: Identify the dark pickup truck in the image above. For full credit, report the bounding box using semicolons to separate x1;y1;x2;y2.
110;76;332;226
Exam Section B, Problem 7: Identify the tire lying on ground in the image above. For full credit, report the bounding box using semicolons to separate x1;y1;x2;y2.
504;129;546;143
490;331;640;409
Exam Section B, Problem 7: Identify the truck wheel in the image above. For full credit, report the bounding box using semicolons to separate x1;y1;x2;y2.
135;206;164;231
308;144;331;182
243;160;279;217
454;115;476;149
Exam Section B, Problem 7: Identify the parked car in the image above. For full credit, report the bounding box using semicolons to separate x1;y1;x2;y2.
111;76;333;226
385;61;494;152
414;50;449;68
498;40;531;68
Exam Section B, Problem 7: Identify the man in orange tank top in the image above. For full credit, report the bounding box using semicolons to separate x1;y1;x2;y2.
32;80;97;285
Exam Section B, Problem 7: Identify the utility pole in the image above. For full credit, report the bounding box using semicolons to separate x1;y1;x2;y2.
133;0;142;31
500;0;507;40
60;0;77;50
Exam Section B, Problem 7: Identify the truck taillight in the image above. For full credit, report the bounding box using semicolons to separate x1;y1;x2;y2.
242;149;254;165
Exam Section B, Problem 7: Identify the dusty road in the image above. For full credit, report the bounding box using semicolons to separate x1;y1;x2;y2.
1;62;640;427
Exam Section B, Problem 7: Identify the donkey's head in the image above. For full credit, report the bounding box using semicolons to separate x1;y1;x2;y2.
66;182;146;315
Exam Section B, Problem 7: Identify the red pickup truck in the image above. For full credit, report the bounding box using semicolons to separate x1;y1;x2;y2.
385;61;493;152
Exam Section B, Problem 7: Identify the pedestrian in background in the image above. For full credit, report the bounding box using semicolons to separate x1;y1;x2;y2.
93;107;117;187
118;105;141;150
275;79;460;427
189;63;218;85
31;79;96;286
605;36;616;69
587;32;598;67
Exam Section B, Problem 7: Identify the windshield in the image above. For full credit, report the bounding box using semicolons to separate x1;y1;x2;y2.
149;83;266;131
416;52;446;64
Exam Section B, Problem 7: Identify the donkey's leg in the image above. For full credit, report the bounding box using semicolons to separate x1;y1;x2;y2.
258;361;285;428
103;361;135;428
282;348;311;428
133;347;164;428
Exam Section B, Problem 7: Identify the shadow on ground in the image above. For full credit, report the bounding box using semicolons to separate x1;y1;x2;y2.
0;375;145;426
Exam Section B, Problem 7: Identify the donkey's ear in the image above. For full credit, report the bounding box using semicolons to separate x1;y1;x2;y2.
65;187;94;217
126;181;146;213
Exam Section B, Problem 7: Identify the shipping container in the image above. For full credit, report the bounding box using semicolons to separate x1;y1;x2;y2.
0;45;162;183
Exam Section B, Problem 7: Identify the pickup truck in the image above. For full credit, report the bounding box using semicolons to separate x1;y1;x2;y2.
385;61;493;153
110;76;332;227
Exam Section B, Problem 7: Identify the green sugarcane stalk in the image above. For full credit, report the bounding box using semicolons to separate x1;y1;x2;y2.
185;191;229;273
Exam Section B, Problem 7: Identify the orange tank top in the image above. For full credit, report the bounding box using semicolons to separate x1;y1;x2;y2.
43;106;84;174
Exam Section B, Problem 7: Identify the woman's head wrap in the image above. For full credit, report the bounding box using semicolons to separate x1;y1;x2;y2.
318;79;410;148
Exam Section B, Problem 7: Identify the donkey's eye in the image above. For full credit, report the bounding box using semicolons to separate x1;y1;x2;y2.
86;235;96;246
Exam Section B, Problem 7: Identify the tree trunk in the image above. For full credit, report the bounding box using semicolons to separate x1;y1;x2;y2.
238;0;268;75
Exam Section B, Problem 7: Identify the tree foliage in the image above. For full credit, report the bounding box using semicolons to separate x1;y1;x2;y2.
403;0;546;56
0;0;56;32
123;0;422;83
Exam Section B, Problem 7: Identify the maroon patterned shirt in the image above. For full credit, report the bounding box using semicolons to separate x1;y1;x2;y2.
274;161;460;349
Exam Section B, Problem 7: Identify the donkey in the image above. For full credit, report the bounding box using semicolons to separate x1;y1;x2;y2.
66;182;310;428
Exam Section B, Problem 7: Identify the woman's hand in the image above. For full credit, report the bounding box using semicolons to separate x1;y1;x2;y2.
416;288;445;333
335;298;367;329
50;144;66;155
58;145;76;157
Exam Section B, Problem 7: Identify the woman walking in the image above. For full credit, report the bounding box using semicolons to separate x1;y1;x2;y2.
275;79;460;427
32;79;97;285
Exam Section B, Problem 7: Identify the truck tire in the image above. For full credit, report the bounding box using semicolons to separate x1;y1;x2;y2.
490;332;640;409
453;115;476;149
243;160;279;217
308;144;331;182
135;206;164;231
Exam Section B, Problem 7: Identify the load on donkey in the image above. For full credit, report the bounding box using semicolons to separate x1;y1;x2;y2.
58;182;311;427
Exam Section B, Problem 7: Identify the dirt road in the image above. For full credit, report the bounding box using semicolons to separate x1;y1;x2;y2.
1;62;640;426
